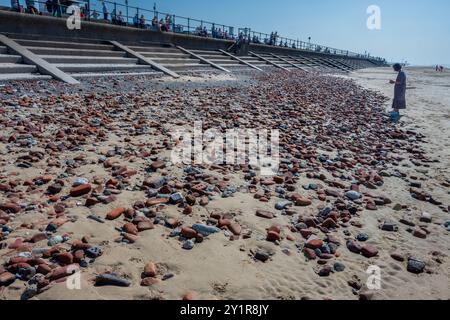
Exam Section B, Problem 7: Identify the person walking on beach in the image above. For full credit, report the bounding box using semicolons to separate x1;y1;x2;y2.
389;63;407;118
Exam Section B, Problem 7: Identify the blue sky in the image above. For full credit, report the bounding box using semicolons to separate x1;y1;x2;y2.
4;0;450;65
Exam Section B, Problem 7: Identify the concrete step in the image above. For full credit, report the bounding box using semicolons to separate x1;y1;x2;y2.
0;46;7;54
71;70;163;79
190;50;223;55
13;39;114;51
129;46;180;53
0;54;22;63
0;73;52;82
162;63;214;71
0;63;37;74
198;54;229;60
54;64;154;73
150;58;201;64
218;63;244;68
40;55;139;64
140;52;191;59
207;59;239;65
26;47;126;57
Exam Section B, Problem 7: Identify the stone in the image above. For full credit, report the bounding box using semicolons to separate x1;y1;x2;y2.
322;218;337;229
169;192;183;204
304;248;317;260
420;212;432;223
106;207;126;220
182;292;195;300
151;160;166;170
192;224;220;237
123;223;138;235
390;253;405;262
256;210;274;219
56;252;74;265
182;239;195;250
275;200;292;210
70;184;92;197
334;262;346;272
346;240;362;254
356;233;369;242
229;223;241;236
143;262;157;277
413;229;427;239
361;245;379;258
267;231;281;242
0;203;21;213
306;239;324;250
137;221;154;232
291;194;312;206
181;227;197;239
380;222;399;232
407;258;426;274
318;265;332;277
141;277;161;286
49;264;79;281
95;274;131;287
0;272;15;285
85;247;103;258
345;191;361;200
31;233;48;243
254;250;270;262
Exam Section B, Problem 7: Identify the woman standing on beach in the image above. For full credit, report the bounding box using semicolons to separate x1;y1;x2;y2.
390;63;407;117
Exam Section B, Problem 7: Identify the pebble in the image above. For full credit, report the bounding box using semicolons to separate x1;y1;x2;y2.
275;200;292;210
333;262;346;272
345;191;362;200
356;233;369;242
95;274;131;287
254;249;270;262
182;240;195;250
407;258;426;274
192;224;220;237
143;262;157;277
256;210;274;219
361;245;379;258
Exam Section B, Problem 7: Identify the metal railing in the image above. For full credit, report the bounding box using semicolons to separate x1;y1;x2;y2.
0;0;386;61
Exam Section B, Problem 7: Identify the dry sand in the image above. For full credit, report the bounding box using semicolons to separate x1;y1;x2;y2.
0;68;449;300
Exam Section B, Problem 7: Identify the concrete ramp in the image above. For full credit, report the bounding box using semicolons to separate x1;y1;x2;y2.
110;41;180;78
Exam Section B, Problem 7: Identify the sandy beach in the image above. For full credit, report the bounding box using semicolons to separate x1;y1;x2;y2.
0;67;449;301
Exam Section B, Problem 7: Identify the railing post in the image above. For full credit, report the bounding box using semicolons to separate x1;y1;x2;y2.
126;0;129;25
187;18;190;34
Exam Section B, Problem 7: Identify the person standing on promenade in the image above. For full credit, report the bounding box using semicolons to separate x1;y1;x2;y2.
10;0;20;12
52;0;61;17
102;1;109;20
389;63;407;120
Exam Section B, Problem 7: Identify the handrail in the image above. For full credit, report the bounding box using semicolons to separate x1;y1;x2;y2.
0;0;386;61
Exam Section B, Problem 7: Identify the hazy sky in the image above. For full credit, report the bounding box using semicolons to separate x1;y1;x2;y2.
5;0;450;65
